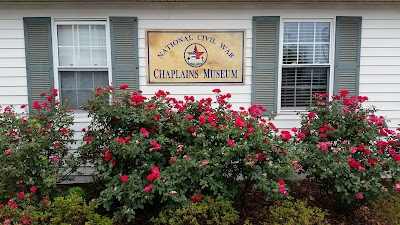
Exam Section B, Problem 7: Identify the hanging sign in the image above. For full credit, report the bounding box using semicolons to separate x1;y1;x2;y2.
146;30;245;84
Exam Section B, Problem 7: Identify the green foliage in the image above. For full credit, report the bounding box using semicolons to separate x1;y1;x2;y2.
243;220;254;225
268;199;330;225
151;196;239;225
67;187;88;200
297;91;393;205
0;89;79;201
85;213;114;225
370;193;400;225
78;87;298;221
0;193;114;225
38;193;114;225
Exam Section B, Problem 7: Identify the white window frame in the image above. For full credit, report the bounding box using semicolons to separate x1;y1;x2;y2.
52;19;113;115
277;18;335;113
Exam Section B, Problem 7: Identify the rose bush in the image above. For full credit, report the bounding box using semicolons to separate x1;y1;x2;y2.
376;126;400;191
78;86;299;221
297;91;396;206
0;89;79;202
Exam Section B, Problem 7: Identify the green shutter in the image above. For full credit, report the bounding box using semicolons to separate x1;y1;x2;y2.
252;16;280;115
110;17;139;94
23;17;53;111
334;16;362;96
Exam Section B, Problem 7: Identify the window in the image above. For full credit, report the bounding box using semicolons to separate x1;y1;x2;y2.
281;21;331;109
55;22;109;110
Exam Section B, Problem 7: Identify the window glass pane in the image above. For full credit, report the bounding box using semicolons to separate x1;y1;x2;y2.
93;71;109;87
61;90;78;110
315;44;329;64
91;47;107;66
281;67;328;108
283;44;297;64
91;25;106;46
58;47;74;66
312;67;328;85
281;89;295;107
296;68;312;85
299;22;314;43
74;47;91;66
77;72;93;88
298;44;313;64
58;24;106;67
78;90;93;107
60;72;76;89
283;21;330;65
295;88;312;107
57;25;73;46
281;68;296;86
60;71;108;109
284;22;298;43
315;22;330;42
75;25;90;47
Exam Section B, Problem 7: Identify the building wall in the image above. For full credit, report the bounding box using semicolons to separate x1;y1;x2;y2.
0;3;400;179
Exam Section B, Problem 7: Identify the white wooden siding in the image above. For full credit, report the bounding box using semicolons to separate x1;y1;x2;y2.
1;5;400;181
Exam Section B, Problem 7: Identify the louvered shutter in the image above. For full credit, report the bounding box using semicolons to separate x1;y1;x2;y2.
110;17;139;94
23;17;54;111
334;16;362;96
252;16;280;115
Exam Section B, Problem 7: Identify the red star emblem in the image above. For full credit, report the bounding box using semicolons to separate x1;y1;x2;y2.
193;45;204;59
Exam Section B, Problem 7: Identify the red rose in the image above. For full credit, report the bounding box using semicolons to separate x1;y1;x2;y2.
147;173;157;182
17;192;25;199
307;112;316;119
151;166;160;174
227;139;235;147
104;152;113;162
278;179;285;185
33;101;42;110
340;90;350;97
191;194;203;203
144;184;153;193
281;131;292;141
278;186;285;194
121;175;129;183
367;158;377;166
119;84;129;90
117;137;125;143
85;137;92;143
356;193;363;199
189;126;196;133
234;116;246;128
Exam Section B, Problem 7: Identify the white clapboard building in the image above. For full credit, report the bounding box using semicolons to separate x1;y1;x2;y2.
0;0;399;180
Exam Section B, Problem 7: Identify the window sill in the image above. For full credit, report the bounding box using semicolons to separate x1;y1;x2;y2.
278;109;305;115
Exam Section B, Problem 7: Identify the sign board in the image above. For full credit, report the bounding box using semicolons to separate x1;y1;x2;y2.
146;30;245;84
